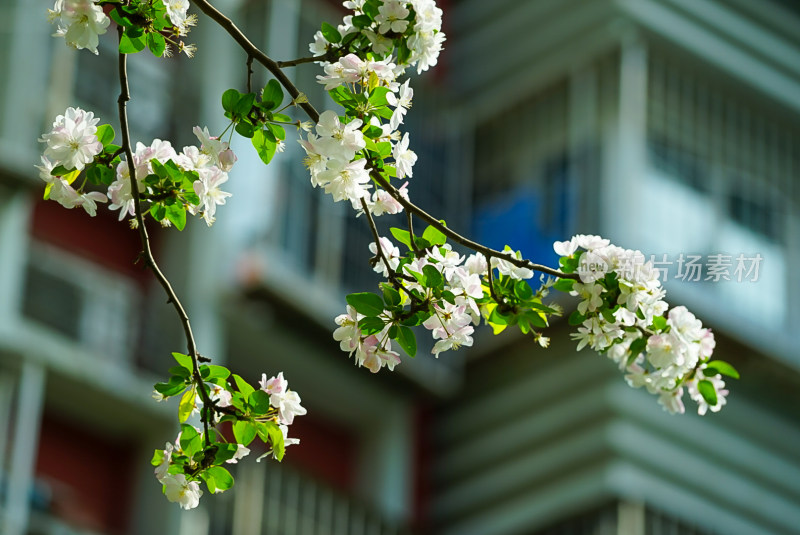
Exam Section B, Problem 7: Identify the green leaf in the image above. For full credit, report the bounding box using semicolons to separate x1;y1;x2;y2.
201;470;217;494
252;129;277;165
234;92;256;117
395;326;416;357
172;352;193;371
147;32;166;57
154;375;187;397
629;336;647;356
180;424;202;458
95;124;115;146
559;256;579;274
262;79;284;110
267;123;286;141
151;449;165;466
368;86;392;107
50;164;73;177
376;141;392;158
178;388;197;423
222;89;241;114
249;390;272;413
381;284;402;308
352;14;372;28
358;316;385;335
389;227;413;250
697;380;718;406
346;292;384;317
321;22;342;43
363;125;384;139
165;202;186;231
514;280;533;300
422;265;443;289
235;121;255;138
704;360;740;380
329;86;356;108
652;315;667;331
172;353;194;371
150;203;166;221
422;224;447;246
202;365;231;381
109;8;134;27
553;278;575;293
232;374;255;399
441;290;456;305
568;310;586;326
119;32;146;54
206;466;234;492
212;443;239;465
524;310;547;328
258;421;285;461
233;420;258;446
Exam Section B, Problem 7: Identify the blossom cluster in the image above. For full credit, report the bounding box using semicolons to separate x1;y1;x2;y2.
153;356;305;509
554;235;735;415
334;229;557;373
311;0;445;75
38;107;235;228
48;0;195;57
300;61;417;216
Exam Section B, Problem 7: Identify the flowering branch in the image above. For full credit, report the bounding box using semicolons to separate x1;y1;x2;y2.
188;0;577;282
115;27;214;445
39;0;740;512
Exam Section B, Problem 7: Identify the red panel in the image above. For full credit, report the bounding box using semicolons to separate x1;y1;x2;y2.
35;413;136;535
283;414;357;492
29;195;160;286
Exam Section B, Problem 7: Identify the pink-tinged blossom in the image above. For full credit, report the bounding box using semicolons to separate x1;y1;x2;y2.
358;335;401;373
318;158;371;204
315;111;365;160
393;132;417;179
553;238;578;257
162;473;203;510
369;185;406;216
48;0;110;54
491;247;534;280
333;305;362;353
386;79;413;130
687;373;728;416
271;388;307;426
657;387;686;415
376;0;410;34
464;253;488;276
39;107;102;171
154;442;173;482
193;126;231;168
163;0;191;33
369;237;401;277
432;325;473;357
259;372;287;396
193;166;232;226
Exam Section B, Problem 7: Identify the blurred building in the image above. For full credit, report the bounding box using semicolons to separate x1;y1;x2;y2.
0;0;798;535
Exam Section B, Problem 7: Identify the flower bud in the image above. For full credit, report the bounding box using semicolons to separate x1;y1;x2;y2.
218;148;237;171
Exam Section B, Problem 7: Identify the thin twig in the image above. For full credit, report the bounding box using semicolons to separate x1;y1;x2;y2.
116;28;213;445
246;54;254;94
276;54;328;68
406;211;423;257
189;0;578;281
190;0;320;122
486;258;502;303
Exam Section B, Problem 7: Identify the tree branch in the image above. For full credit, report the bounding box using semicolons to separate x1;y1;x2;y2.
116;28;214;444
189;0;578;281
